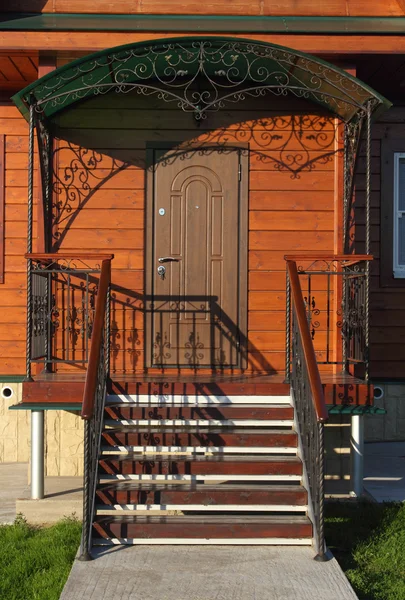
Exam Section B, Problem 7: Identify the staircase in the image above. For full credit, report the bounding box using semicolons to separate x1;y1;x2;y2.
91;390;313;546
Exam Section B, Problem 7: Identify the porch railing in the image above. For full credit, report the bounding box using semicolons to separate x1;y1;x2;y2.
285;254;373;381
78;257;111;561
286;260;328;560
25;253;113;376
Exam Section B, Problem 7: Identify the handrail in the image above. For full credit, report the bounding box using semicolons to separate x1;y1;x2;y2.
284;254;373;268
26;252;114;261
286;260;328;423
284;254;373;261
81;258;111;420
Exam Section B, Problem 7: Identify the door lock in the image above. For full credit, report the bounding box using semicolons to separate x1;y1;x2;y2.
157;265;166;279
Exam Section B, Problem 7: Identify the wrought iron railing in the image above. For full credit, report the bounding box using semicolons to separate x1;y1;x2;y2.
25;253;113;376
287;260;328;560
285;254;373;381
79;257;111;561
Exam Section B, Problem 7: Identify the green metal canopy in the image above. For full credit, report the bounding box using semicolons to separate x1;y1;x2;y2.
12;36;391;123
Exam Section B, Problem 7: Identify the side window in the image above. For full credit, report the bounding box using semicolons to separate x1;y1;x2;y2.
381;139;405;287
393;153;405;278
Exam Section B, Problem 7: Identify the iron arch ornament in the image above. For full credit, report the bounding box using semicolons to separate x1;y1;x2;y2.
13;37;390;124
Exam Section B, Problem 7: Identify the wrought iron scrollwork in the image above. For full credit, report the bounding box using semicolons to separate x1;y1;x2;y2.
33;40;375;121
29;257;102;369
185;331;205;367
52;142;129;245
286;257;369;380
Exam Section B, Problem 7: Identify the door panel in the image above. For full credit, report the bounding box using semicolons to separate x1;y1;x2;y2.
150;149;241;368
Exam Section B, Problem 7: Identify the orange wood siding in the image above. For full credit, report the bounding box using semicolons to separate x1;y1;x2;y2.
5;32;405;55
52;94;337;374
4;0;405;16
0;104;31;374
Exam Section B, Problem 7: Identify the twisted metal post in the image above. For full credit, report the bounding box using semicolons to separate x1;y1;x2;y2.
364;101;372;381
314;422;327;561
105;285;111;377
285;270;291;382
26;100;35;381
78;419;93;561
343;123;349;254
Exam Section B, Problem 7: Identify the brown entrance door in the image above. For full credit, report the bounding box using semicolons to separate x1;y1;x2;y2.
147;148;245;368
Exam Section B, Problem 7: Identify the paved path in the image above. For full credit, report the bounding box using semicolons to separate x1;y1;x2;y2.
0;463;29;523
364;441;405;502
60;546;358;600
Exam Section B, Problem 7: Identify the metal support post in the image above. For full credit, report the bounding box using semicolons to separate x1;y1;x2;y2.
31;410;45;499
350;414;364;497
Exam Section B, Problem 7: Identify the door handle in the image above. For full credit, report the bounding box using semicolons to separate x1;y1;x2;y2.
158;257;178;263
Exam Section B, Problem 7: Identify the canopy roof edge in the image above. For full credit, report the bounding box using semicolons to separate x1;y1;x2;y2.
12;36;392;123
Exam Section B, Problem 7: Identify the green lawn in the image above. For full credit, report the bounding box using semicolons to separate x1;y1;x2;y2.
326;501;405;600
0;515;82;600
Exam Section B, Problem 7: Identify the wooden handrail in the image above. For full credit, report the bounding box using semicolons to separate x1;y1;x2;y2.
25;252;114;262
284;253;373;265
81;258;112;420
287;260;328;423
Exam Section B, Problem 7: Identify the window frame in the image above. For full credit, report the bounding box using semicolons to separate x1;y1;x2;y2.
380;139;405;287
393;152;405;278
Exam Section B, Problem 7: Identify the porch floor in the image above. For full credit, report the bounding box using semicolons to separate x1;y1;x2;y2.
21;372;372;406
33;372;366;384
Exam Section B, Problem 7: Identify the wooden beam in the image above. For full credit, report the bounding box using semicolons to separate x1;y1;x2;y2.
1;32;405;54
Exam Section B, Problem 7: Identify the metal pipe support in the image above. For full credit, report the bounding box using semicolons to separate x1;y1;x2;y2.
350;414;364;497
31;410;45;499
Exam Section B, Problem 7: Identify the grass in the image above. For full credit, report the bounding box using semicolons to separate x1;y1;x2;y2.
325;501;405;600
0;514;82;600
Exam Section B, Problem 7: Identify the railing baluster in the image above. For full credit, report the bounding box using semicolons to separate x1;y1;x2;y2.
25;253;113;372
288;261;327;561
285;254;373;560
285;270;291;382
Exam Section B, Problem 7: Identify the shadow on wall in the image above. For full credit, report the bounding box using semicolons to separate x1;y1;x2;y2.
44;92;341;374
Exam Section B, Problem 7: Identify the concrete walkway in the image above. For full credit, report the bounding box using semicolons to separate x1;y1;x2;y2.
0;463;29;523
364;441;405;502
60;546;358;600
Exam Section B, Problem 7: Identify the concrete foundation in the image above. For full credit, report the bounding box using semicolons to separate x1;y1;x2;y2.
366;382;405;441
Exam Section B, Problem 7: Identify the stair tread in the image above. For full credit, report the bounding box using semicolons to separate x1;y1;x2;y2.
103;427;295;433
104;419;293;425
106;404;292;409
94;515;311;524
97;482;305;492
99;453;301;462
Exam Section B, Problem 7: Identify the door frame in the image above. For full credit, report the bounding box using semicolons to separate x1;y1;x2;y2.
145;142;248;370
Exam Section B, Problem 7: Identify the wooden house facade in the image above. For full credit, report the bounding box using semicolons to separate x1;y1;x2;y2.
0;1;404;556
